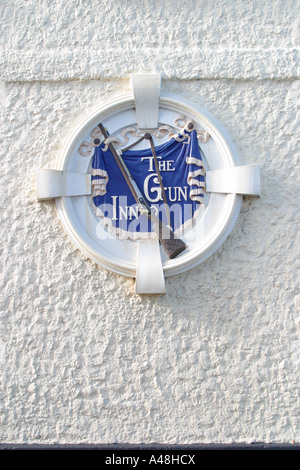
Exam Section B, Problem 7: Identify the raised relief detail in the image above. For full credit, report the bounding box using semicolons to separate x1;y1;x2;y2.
78;115;210;157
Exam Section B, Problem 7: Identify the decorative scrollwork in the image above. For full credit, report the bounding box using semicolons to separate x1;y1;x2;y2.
78;125;103;156
174;116;210;143
78;115;210;156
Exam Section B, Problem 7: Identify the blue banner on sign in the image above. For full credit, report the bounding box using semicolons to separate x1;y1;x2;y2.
91;129;205;239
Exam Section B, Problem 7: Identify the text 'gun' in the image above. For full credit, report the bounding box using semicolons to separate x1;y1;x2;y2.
98;123;187;259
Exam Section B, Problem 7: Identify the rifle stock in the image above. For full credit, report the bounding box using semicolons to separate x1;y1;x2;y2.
98;123;186;259
150;210;187;259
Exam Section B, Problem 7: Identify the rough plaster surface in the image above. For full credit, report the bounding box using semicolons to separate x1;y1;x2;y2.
0;0;299;444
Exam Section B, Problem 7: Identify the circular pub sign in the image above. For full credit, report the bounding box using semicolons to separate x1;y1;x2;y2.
37;74;260;293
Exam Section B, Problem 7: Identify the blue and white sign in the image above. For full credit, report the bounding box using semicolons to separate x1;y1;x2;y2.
37;90;259;283
91;129;205;239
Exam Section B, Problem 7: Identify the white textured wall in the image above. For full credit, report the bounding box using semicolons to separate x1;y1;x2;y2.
0;0;299;444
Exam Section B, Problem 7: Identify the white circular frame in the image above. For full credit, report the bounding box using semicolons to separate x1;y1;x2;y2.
56;93;243;278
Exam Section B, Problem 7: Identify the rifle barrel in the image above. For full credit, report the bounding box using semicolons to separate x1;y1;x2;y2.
98;123;186;259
